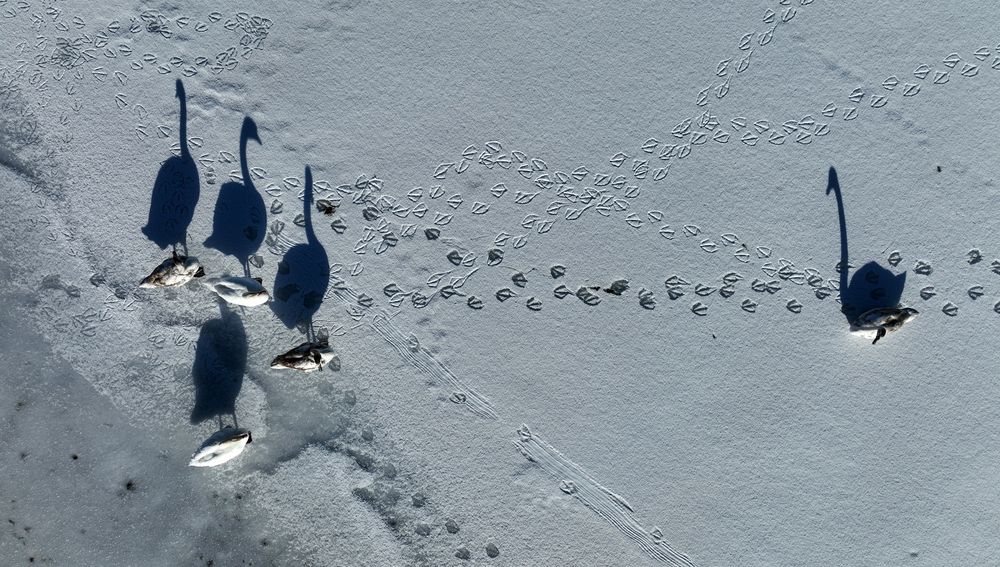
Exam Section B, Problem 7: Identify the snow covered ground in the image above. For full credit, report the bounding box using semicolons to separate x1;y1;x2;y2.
2;1;1000;565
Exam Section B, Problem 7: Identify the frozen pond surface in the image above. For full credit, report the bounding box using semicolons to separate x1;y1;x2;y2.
2;1;1000;565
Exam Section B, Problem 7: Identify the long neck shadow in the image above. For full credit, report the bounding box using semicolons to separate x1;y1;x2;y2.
190;300;247;425
178;80;189;159
141;79;199;254
202;116;266;276
271;165;330;337
826;166;906;323
828;167;849;297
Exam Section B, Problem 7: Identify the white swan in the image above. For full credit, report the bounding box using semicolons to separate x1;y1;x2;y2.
850;306;918;344
139;251;205;288
203;276;270;307
188;428;252;468
271;339;337;372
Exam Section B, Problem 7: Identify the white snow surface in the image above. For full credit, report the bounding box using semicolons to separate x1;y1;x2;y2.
2;1;1000;566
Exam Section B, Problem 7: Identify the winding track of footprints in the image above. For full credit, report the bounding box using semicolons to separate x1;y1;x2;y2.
420;136;994;322
3;1;1000;565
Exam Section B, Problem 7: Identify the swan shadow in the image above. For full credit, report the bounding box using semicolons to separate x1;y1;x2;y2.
190;300;247;428
270;165;330;339
203;116;266;277
142;79;199;254
826;167;906;324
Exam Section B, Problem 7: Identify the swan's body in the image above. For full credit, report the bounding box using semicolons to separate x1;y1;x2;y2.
142;79;199;252
850;306;918;344
203;116;266;276
140;252;204;288
271;339;336;372
189;428;252;467
203;276;270;306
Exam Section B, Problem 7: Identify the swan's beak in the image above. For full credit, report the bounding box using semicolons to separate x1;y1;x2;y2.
826;167;838;194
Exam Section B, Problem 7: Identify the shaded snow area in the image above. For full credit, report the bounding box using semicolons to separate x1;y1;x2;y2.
2;1;1000;566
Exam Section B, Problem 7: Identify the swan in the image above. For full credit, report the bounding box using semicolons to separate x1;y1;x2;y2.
188;428;252;468
139;251;205;288
141;79;199;254
270;339;337;372
203;116;267;276
850;306;918;344
202;276;270;307
827;167;908;338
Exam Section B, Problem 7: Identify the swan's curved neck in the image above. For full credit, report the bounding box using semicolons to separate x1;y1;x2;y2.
239;129;252;187
304;169;316;244
178;91;188;157
831;179;849;294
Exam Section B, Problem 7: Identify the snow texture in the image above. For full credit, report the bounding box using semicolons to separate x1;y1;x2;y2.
2;1;1000;565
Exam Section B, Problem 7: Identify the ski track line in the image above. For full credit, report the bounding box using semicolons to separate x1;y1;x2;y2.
514;424;697;567
369;312;499;420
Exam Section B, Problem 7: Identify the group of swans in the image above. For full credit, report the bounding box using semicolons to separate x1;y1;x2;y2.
140;80;333;467
140;84;918;468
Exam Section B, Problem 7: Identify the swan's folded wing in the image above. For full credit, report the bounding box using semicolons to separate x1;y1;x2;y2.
189;430;251;467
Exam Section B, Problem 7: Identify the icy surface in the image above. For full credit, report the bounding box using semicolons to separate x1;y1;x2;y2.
2;1;1000;565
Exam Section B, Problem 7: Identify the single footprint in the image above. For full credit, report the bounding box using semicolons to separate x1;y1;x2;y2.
496;288;517;302
602;279;629;295
638;288;656;310
486;543;500;558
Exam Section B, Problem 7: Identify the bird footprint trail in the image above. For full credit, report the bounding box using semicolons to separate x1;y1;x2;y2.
514;425;697;567
310;259;497;421
370;313;498;420
5;3;1000;566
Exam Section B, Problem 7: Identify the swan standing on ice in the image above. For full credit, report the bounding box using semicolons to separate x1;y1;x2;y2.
851;306;918;344
189;428;252;467
139;251;205;288
826;167;911;342
202;276;270;307
270;339;337;372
